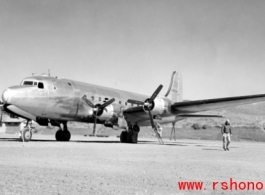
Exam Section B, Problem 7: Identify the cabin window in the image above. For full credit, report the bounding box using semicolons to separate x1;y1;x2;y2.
34;82;37;85
91;96;94;100
125;102;127;106
38;82;44;89
99;97;101;101
68;83;71;86
119;101;122;104
131;103;133;107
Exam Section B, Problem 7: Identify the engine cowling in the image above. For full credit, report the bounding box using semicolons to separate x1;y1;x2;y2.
94;104;114;121
94;103;122;121
143;97;169;115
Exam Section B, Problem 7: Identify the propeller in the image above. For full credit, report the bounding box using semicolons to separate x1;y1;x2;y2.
127;85;164;144
82;95;115;136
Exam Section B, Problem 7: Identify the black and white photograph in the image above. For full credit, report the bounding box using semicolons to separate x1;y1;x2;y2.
1;0;265;194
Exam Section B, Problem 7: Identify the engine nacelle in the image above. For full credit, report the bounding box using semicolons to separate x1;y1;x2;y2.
95;103;122;120
143;97;168;115
96;104;114;121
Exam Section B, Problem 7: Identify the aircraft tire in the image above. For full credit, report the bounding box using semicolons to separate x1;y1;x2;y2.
20;128;32;142
131;132;138;144
120;131;128;143
55;129;64;141
63;130;71;141
126;132;133;143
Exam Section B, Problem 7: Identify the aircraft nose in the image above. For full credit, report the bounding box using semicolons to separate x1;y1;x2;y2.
2;88;11;104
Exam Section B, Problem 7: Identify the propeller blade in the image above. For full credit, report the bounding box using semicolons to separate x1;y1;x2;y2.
92;109;100;135
149;84;163;103
92;115;97;135
148;109;164;144
148;110;155;128
82;95;95;108
127;99;144;105
100;98;115;109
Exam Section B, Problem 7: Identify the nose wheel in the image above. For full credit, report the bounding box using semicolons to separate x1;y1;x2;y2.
19;120;33;142
19;127;32;142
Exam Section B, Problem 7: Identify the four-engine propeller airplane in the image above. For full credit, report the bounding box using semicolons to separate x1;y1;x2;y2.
1;71;265;144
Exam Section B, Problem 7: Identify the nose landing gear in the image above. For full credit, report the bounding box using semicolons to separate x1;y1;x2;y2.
19;120;33;142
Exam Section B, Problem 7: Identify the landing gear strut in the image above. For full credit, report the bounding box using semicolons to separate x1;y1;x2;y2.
55;122;71;141
120;124;140;144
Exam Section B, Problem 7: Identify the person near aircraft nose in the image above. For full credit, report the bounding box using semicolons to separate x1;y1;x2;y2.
221;119;232;151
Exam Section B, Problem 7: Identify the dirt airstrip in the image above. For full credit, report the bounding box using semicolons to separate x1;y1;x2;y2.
1;134;265;195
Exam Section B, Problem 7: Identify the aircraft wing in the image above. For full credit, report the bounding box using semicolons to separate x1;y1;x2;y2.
177;114;223;118
171;94;265;114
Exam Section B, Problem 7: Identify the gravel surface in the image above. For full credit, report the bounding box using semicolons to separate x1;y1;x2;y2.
0;135;265;195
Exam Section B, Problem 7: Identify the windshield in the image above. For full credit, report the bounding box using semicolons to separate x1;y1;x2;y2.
22;80;38;86
23;81;33;85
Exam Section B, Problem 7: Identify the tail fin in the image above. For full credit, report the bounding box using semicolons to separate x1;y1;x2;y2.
165;71;183;102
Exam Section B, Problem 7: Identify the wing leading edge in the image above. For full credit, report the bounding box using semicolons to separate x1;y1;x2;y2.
171;94;265;114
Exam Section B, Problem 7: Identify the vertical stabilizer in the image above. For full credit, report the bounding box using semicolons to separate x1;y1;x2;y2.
164;71;183;102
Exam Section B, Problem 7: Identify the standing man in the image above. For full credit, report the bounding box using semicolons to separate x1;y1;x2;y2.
221;119;232;151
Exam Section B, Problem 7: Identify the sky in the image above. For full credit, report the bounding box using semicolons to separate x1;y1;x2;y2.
1;0;265;100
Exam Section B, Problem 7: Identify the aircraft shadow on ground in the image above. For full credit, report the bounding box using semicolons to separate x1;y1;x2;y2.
0;138;154;144
0;137;190;146
0;138;58;142
0;138;23;142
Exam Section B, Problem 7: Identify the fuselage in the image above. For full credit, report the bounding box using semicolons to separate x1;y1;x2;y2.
2;75;174;126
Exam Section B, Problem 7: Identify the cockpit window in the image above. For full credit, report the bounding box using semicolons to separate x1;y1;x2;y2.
23;81;34;85
38;82;44;89
21;80;44;88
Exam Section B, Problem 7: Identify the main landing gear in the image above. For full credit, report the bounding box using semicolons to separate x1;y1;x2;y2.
19;120;33;142
120;124;140;144
55;122;71;141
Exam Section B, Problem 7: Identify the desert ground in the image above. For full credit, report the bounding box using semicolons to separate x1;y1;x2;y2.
1;134;265;195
